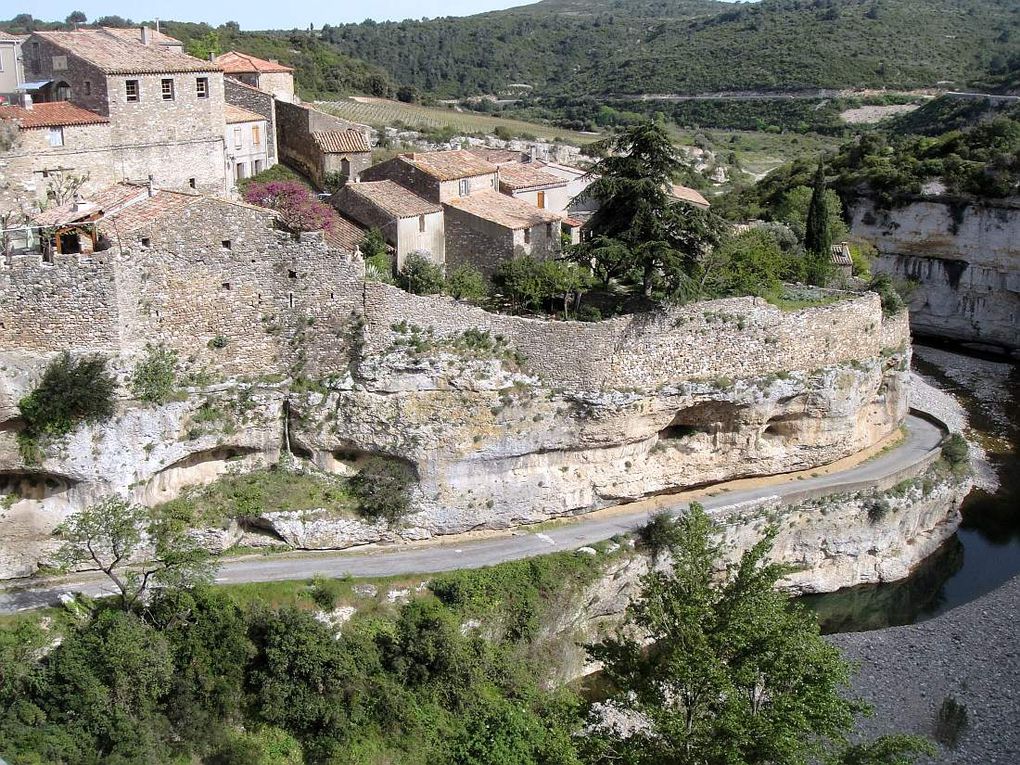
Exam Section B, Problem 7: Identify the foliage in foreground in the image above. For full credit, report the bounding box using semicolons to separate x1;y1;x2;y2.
585;503;935;765
0;505;937;765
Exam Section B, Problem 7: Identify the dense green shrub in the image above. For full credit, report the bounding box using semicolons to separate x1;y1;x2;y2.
308;575;344;610
636;509;684;560
130;344;179;404
17;353;116;460
349;457;415;524
445;264;489;303
869;273;906;317
866;498;891;524
941;433;970;467
397;253;445;295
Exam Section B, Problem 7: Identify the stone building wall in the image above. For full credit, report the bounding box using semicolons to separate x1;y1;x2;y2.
444;205;515;275
321;150;371;185
255;72;294;103
438;173;498;203
395;213;445;268
224;78;278;163
276;100;370;188
360;157;438;200
0;122;116;209
21;37;226;194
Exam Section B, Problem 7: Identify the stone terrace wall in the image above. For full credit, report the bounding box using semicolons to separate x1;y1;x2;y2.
0;251;121;352
360;284;909;391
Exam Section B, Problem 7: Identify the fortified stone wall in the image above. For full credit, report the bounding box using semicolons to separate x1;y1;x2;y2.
0;250;121;352
849;197;1019;352
224;78;278;163
360;284;910;392
0;201;364;378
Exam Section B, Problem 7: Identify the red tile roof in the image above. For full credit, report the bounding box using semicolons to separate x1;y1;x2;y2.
0;30;25;42
0;101;108;129
445;190;562;230
216;51;294;74
325;217;365;252
225;104;266;124
498;162;568;191
401;150;498;181
31;183;148;227
100;27;183;48
312;130;371;154
341;181;442;219
32;30;219;74
668;184;710;210
466;146;527;165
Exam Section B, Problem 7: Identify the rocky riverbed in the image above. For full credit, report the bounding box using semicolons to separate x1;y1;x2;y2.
831;573;1020;763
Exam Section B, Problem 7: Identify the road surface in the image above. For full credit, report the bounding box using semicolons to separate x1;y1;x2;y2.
0;415;944;614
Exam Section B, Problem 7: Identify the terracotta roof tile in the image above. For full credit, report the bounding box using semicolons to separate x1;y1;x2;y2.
340;181;442;220
830;242;853;266
32;182;148;226
313;130;371;154
32;30;219;74
0;101;108;129
0;30;24;42
100;27;183;47
668;184;710;210
325;216;365;252
98;190;198;235
466;146;527;165
498;162;568;191
225;104;266;124
445;190;562;230
215;51;294;74
401;150;497;181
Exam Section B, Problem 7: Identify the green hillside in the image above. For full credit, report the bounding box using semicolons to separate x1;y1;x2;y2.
325;0;1020;98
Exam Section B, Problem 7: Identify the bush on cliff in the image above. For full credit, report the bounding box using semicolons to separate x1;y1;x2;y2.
941;433;970;469
17;352;116;462
869;273;906;317
350;457;415;524
130;344;179;405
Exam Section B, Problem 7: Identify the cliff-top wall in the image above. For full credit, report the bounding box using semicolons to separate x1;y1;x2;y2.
361;283;909;392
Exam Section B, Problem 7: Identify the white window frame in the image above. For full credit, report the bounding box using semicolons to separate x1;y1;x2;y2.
459;179;469;196
233;127;243;149
161;78;175;101
47;127;64;147
196;77;209;99
125;79;140;102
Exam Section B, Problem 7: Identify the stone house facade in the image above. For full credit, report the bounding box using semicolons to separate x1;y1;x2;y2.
0;101;112;211
11;29;227;198
223;77;278;164
336;180;445;269
0;32;25;101
215;51;295;103
444;190;562;276
225;104;271;181
497;161;570;212
359;150;499;203
275;100;371;189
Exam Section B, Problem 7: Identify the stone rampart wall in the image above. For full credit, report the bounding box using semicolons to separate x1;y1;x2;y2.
361;284;910;391
0;251;121;352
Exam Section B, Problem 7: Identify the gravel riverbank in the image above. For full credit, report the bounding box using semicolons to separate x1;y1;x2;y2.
831;573;1020;763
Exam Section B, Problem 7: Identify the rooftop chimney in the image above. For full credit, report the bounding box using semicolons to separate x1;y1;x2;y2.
19;93;33;110
269;58;279;64
147;174;155;197
140;26;151;46
209;52;215;62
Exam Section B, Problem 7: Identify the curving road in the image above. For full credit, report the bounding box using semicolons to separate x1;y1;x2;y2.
0;414;944;614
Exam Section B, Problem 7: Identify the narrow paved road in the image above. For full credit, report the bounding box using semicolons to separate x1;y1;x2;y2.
0;415;944;614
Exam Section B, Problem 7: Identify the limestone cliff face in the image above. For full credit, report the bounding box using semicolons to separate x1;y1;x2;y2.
0;291;911;580
531;462;971;685
849;198;1019;352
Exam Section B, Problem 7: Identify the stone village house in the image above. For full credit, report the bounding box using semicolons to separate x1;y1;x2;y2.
7;29;228;199
338;149;564;274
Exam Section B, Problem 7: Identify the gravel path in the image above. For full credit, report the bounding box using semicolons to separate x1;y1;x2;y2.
831;574;1020;763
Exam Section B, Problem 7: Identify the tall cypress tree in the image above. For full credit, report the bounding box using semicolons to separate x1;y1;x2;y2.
804;160;832;258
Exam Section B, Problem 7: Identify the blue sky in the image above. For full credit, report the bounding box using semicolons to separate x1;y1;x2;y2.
15;1;547;30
